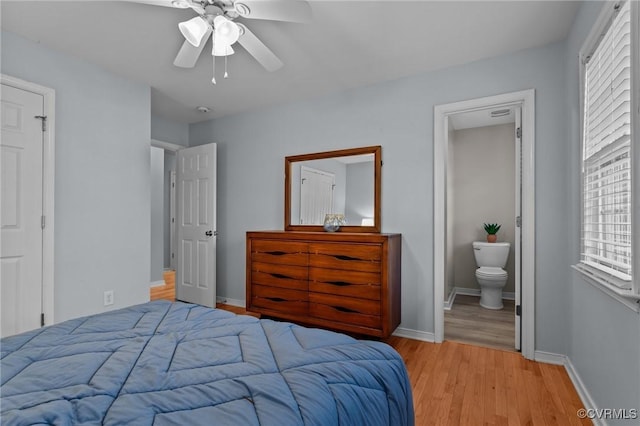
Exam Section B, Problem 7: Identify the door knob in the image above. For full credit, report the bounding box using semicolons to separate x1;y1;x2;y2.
205;230;213;237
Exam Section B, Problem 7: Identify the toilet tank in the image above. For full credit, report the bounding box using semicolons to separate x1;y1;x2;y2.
472;242;510;268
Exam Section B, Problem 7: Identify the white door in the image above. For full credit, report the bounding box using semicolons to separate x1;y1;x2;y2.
300;166;334;225
514;107;522;351
1;84;44;337
176;143;216;307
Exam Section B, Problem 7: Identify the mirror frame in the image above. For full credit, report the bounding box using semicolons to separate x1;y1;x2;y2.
285;145;381;233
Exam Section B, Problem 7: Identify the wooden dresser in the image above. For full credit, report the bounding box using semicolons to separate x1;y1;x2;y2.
246;231;401;338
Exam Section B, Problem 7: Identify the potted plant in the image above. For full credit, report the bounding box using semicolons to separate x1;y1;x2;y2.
483;223;501;243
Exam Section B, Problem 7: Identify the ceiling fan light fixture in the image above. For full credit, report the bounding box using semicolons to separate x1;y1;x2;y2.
212;40;235;57
213;15;240;46
178;16;210;47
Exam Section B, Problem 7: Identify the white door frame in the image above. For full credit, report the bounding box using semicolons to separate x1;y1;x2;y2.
1;74;55;326
433;89;535;359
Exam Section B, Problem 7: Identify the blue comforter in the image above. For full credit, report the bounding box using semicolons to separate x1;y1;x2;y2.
1;301;414;425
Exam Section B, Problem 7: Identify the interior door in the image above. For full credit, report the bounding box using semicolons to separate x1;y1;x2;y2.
514;107;522;351
1;84;44;337
300;166;334;225
176;143;217;308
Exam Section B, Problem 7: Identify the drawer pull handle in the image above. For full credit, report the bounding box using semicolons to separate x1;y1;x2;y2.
270;273;291;280
333;254;361;261
265;251;287;256
327;281;350;287
265;297;287;302
333;306;358;314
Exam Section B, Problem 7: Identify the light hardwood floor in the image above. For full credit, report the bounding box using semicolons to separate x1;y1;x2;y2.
151;272;588;425
445;294;516;352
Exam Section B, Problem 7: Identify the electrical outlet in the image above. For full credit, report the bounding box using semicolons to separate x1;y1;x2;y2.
104;290;114;306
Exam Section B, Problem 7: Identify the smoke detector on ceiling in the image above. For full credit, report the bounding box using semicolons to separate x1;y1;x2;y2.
196;106;211;113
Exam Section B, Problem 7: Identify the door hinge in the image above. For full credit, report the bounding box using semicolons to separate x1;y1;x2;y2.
35;115;47;132
40;313;45;327
41;215;46;229
516;127;522;139
516;305;522;316
516;216;521;228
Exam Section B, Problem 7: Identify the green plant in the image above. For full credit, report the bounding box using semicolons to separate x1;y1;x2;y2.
483;223;501;235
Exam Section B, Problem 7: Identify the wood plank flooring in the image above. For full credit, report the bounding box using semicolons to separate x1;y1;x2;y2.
445;294;516;352
150;272;588;425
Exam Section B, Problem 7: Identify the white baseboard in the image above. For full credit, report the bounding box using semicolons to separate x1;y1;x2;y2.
534;350;567;365
453;287;516;300
216;296;245;308
444;287;457;311
150;280;166;288
534;351;603;426
564;357;603;426
392;327;436;342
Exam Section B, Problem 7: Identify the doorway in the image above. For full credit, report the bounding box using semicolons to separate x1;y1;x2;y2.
434;90;536;359
444;119;517;352
150;140;217;307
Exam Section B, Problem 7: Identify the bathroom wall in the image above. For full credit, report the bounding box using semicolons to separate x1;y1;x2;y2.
450;123;516;294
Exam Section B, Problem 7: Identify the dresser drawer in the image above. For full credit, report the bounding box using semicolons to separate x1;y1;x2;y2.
308;243;381;273
309;268;381;300
252;285;308;316
309;293;380;329
251;240;308;266
252;262;308;291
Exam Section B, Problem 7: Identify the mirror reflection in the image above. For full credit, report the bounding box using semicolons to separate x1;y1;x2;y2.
290;154;375;226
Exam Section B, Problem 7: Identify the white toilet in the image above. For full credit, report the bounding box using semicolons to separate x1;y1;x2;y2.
472;241;510;310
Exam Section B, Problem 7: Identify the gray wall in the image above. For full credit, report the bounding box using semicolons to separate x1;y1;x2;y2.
150;146;164;282
151;114;189;147
344;161;375;225
450;124;516;293
1;31;151;322
565;2;640;422
190;39;570;354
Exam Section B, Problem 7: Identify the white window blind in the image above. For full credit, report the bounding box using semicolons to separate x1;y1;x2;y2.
581;0;632;286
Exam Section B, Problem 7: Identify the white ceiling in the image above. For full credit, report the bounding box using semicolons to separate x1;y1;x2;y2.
1;1;581;123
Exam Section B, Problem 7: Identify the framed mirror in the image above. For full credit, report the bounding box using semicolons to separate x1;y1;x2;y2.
285;146;381;233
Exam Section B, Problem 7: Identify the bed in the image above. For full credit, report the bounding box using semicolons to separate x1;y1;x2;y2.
1;300;414;425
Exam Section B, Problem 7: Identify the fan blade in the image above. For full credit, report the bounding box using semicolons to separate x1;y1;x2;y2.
234;0;312;23
173;28;212;68
236;23;283;72
125;0;178;8
125;0;205;14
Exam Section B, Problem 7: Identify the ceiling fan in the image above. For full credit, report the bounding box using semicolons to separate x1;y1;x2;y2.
131;0;312;83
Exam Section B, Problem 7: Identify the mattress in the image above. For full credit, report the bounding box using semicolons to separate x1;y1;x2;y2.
1;300;414;425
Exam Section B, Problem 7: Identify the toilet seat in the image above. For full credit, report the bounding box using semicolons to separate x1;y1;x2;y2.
475;267;508;279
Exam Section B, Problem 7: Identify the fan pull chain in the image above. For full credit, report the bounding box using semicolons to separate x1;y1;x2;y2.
211;33;217;85
224;46;229;79
212;55;217;85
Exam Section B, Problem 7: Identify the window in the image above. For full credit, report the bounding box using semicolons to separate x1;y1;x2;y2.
579;0;639;296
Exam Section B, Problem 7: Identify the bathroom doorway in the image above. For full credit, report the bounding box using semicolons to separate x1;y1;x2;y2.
434;90;535;359
445;119;517;352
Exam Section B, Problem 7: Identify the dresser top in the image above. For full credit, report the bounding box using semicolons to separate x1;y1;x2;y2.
247;230;401;243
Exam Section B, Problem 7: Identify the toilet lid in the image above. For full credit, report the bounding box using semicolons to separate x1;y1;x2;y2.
476;267;508;278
